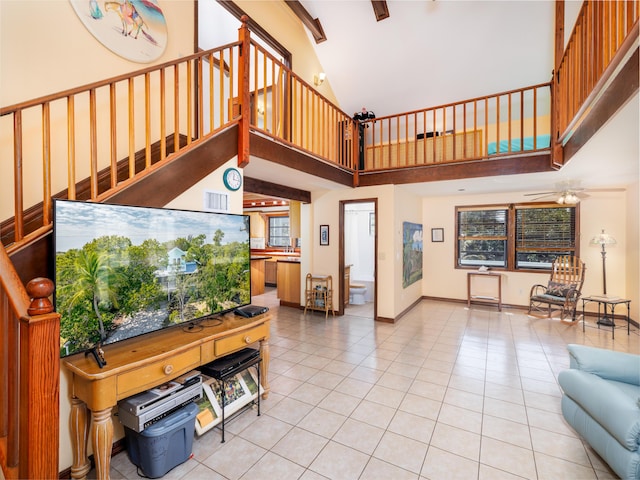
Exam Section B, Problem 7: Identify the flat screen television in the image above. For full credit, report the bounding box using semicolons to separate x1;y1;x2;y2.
54;199;251;358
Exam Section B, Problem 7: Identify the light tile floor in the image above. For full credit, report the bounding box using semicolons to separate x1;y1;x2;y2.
101;290;639;479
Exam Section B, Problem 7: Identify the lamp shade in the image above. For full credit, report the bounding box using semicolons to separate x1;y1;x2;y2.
590;229;617;246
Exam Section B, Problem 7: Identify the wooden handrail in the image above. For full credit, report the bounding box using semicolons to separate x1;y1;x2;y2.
1;245;60;480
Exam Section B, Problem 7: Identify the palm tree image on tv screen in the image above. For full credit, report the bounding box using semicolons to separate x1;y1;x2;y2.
54;200;251;357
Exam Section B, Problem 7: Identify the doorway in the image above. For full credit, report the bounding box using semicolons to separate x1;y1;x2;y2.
339;199;377;319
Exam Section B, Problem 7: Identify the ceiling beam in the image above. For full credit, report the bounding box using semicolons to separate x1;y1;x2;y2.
285;1;327;43
244;177;311;204
371;1;389;21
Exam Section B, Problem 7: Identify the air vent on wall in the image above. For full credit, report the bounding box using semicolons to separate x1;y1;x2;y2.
203;190;230;213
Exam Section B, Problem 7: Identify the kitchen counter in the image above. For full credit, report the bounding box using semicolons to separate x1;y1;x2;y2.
250;257;271;295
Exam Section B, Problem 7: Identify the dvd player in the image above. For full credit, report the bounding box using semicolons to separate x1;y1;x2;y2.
200;348;260;379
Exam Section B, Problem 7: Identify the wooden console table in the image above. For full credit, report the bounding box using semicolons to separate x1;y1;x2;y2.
467;272;502;311
63;312;271;480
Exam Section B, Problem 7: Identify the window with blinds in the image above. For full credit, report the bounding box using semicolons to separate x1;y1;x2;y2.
457;208;508;267
456;203;578;271
515;206;576;269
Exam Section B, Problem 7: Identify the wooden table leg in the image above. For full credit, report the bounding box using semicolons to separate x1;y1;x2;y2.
260;338;270;399
91;407;114;480
69;397;91;480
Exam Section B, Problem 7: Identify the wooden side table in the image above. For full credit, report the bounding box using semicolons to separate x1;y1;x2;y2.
467;272;502;311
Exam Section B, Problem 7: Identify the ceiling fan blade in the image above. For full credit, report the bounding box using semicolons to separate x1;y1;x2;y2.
584;187;626;192
529;194;558;201
523;191;557;197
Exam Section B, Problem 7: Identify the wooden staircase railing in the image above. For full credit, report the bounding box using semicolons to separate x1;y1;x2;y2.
555;0;639;150
0;40;241;252
0;244;60;480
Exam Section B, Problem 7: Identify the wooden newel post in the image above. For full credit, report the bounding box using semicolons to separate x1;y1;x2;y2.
26;277;54;315
20;277;60;480
237;16;251;168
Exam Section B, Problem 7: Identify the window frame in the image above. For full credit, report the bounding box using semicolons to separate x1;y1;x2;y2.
267;213;290;247
455;202;580;272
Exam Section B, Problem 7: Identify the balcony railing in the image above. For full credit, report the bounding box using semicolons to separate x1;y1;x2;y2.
358;83;552;171
555;0;639;141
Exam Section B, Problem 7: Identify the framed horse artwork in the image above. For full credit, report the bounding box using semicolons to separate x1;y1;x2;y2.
70;0;168;63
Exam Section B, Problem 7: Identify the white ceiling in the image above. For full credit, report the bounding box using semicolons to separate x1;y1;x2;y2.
300;0;557;118
245;1;639;199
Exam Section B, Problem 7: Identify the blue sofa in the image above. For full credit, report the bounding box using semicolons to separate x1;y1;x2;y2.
558;344;640;479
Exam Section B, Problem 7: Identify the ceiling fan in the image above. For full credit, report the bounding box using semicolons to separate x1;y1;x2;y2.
524;185;625;204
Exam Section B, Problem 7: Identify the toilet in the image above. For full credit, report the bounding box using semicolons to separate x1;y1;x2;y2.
349;284;367;305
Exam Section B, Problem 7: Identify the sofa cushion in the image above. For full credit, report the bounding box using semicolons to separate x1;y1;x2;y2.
545;280;576;297
568;344;640;385
562;395;640;480
531;293;568;305
559;369;640;451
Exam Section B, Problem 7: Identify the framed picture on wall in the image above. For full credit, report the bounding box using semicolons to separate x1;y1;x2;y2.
431;228;444;242
320;225;329;246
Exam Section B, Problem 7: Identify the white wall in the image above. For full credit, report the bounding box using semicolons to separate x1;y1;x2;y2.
165;158;244;214
625;180;639;321
0;1;193;106
421;189;630;310
393;186;424;315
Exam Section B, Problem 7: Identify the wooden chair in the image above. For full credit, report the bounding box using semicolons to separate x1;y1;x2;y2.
528;256;586;323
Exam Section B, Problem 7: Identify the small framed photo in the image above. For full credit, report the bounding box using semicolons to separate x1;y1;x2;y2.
320;225;329;246
431;228;444;242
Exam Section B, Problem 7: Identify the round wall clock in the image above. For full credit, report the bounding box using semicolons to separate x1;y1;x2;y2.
223;168;242;191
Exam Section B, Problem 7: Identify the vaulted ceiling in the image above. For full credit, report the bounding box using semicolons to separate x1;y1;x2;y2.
297;0;557;118
243;1;638;200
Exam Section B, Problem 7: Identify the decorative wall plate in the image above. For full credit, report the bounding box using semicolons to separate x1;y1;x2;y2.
70;0;168;63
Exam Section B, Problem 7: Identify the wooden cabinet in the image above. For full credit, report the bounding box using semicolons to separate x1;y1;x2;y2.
248;212;266;238
289;200;301;239
265;259;278;286
277;260;300;307
250;258;267;295
344;265;351;307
